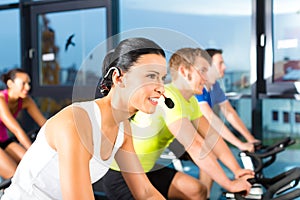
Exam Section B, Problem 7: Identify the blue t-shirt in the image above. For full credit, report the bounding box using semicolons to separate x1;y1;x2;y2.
196;81;227;108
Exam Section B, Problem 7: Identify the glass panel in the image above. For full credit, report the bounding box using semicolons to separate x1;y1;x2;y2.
119;0;253;150
227;98;252;129
37;8;106;86
263;99;300;147
120;0;252;94
36;96;71;118
273;0;300;82
0;9;20;89
0;0;18;5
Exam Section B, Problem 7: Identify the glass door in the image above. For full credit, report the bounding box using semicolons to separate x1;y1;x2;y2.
30;0;112;100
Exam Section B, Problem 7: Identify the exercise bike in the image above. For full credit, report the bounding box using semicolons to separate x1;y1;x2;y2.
0;129;39;192
224;137;300;200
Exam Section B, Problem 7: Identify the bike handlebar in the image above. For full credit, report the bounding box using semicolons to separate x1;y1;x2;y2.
0;178;11;190
231;137;300;200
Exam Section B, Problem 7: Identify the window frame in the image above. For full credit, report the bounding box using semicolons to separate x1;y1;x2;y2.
28;0;113;99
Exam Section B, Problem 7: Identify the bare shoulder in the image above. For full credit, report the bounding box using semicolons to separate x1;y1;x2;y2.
0;94;5;103
0;93;6;103
19;96;34;110
45;105;94;154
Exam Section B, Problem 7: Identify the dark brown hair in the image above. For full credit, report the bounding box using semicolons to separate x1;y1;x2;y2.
1;68;27;86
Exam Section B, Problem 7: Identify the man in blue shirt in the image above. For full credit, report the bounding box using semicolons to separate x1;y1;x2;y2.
196;79;226;108
195;48;260;195
196;49;260;151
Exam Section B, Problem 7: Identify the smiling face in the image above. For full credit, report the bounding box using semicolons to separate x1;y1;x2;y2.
187;56;209;95
121;53;167;114
8;72;31;98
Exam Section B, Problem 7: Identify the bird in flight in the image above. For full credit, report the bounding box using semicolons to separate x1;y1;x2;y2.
65;34;75;51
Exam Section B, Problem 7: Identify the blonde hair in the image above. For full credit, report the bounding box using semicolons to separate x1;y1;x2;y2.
169;48;211;79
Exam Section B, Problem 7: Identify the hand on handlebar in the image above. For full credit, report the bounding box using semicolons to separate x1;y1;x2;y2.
238;142;255;152
250;139;261;145
227;178;252;196
234;168;255;179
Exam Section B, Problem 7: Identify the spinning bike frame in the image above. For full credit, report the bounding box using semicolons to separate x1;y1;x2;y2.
225;137;300;200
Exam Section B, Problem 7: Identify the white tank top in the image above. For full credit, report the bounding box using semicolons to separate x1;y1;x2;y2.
2;101;124;200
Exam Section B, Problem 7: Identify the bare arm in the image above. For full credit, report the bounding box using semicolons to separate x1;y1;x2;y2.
115;121;165;200
219;100;258;143
199;102;254;152
23;96;47;127
167;117;252;193
0;97;31;149
193;116;254;177
47;107;95;200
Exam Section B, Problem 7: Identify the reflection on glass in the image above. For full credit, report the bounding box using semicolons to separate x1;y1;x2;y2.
40;14;60;85
0;9;20;90
35;97;72;118
38;8;107;86
263;99;300;140
228;98;252;130
273;0;300;82
120;0;252;94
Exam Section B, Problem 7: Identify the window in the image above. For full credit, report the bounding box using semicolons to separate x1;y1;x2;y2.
0;9;20;89
295;112;300;123
119;0;253;133
119;0;252;94
0;0;18;5
272;111;279;121
29;0;111;100
37;8;107;86
273;0;300;83
283;111;290;123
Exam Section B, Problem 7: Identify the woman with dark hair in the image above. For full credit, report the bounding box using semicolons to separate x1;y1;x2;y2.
0;68;46;180
2;37;167;200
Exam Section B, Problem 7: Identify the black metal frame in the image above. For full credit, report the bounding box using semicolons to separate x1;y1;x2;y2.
251;0;266;140
23;0;113;99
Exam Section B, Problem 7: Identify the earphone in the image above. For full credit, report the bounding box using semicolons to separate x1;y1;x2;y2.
99;67;121;96
103;67;121;79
